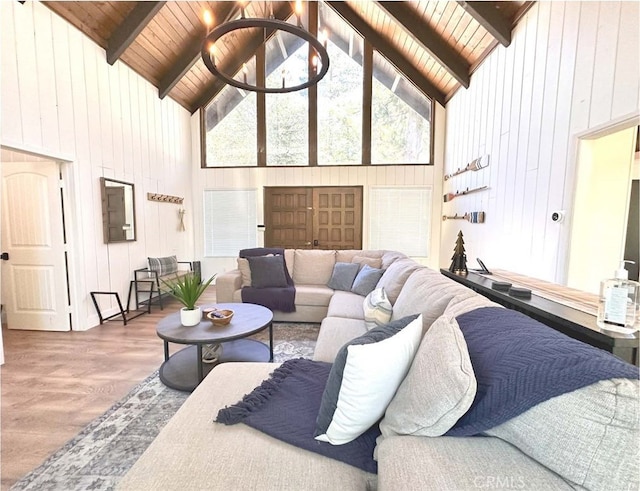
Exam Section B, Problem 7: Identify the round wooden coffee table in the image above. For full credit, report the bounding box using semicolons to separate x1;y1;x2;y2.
156;303;273;392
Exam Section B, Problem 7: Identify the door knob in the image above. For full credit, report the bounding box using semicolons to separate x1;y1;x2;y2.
1;252;9;261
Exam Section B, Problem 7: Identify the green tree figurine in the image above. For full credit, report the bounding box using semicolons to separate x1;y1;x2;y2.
449;230;468;275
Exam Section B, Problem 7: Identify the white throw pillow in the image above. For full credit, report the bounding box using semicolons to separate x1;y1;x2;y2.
363;287;392;330
314;315;423;445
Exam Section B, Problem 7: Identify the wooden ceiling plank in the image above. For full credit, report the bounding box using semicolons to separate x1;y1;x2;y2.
190;2;294;112
378;2;469;88
107;1;167;65
328;1;445;105
159;2;239;100
457;1;512;47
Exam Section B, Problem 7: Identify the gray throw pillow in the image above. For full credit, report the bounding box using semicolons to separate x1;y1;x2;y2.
351;264;385;296
327;262;360;291
246;255;288;288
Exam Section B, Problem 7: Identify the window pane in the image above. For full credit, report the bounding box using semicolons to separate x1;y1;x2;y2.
203;59;257;167
371;52;431;164
369;187;431;256
204;190;257;256
317;2;363;166
265;24;309;166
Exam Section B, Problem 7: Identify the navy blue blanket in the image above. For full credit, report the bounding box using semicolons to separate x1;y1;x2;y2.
216;358;379;474
447;307;640;436
240;248;296;313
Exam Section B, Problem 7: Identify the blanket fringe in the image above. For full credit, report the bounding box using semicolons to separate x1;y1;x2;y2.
215;358;307;425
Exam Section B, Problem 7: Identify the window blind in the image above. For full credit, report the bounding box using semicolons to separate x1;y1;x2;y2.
204;189;257;257
369;187;431;257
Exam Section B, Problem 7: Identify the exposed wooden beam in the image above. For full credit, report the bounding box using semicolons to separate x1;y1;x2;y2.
191;3;293;113
106;2;165;65
327;2;446;105
158;3;239;100
378;1;470;89
362;42;373;165
457;1;512;47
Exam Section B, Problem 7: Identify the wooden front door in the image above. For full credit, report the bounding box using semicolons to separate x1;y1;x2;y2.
264;186;363;250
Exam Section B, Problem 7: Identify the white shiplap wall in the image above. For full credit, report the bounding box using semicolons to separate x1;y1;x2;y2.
442;1;640;283
1;1;193;330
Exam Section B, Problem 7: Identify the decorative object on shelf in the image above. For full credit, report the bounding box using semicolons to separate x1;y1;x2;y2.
443;185;489;203
147;193;184;205
178;208;186;231
444;155;490;181
491;281;512;292
442;211;486;223
449;230;468;275
508;286;532;299
207;308;234;326
161;273;216;327
200;1;330;94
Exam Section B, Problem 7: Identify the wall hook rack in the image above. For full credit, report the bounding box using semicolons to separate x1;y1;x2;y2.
443;185;488;202
147;193;184;205
444;155;490;181
442;211;486;223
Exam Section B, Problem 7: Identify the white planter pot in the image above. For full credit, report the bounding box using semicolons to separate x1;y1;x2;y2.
180;306;202;327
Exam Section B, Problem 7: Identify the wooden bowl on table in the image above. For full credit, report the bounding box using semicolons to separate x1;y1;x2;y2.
206;309;234;326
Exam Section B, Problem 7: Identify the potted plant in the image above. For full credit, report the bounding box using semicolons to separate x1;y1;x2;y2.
161;273;215;326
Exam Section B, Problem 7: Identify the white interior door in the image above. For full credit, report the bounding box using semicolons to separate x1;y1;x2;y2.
1;161;70;331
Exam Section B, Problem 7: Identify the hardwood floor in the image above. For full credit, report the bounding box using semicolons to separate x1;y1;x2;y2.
0;287;217;490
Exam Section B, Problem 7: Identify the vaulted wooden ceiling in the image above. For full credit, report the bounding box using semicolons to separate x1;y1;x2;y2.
42;1;531;113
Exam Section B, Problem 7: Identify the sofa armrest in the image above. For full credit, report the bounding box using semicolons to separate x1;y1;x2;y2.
216;270;242;302
376;435;572;490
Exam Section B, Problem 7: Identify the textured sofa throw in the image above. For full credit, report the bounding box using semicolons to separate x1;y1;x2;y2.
239;248;296;312
215;358;379;474
447;307;640;436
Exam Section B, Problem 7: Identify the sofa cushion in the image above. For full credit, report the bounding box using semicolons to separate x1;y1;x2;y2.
293;250;336;285
336;249;384;264
381;251;407;268
351;255;382;270
294;285;334;307
327;262;360;291
363;288;392;330
351;265;385;296
375;258;423;304
327;291;366;319
148;255;178;276
118;363;377;490
376;435;575;490
314;317;368;363
247;255;288;288
237;258;252;287
380;315;476;439
486;378;640;491
392;268;472;331
315;315;422;445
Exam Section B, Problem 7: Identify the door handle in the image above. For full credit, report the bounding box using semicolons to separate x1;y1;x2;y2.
1;252;8;261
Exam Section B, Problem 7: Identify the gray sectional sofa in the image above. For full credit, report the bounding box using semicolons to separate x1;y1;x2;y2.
119;249;639;491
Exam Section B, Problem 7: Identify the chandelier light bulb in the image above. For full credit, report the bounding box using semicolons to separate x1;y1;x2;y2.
203;10;214;28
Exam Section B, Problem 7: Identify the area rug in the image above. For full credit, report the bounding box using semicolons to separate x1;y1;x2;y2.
10;322;319;491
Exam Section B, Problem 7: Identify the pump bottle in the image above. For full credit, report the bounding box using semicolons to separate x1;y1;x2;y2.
597;260;639;333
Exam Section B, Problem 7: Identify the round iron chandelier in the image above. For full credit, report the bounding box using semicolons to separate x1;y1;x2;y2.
201;16;330;94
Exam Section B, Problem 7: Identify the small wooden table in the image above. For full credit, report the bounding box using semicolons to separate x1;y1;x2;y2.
156;303;273;392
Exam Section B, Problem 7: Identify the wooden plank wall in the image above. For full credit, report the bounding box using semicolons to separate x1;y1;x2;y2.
1;1;193;330
442;1;640;283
